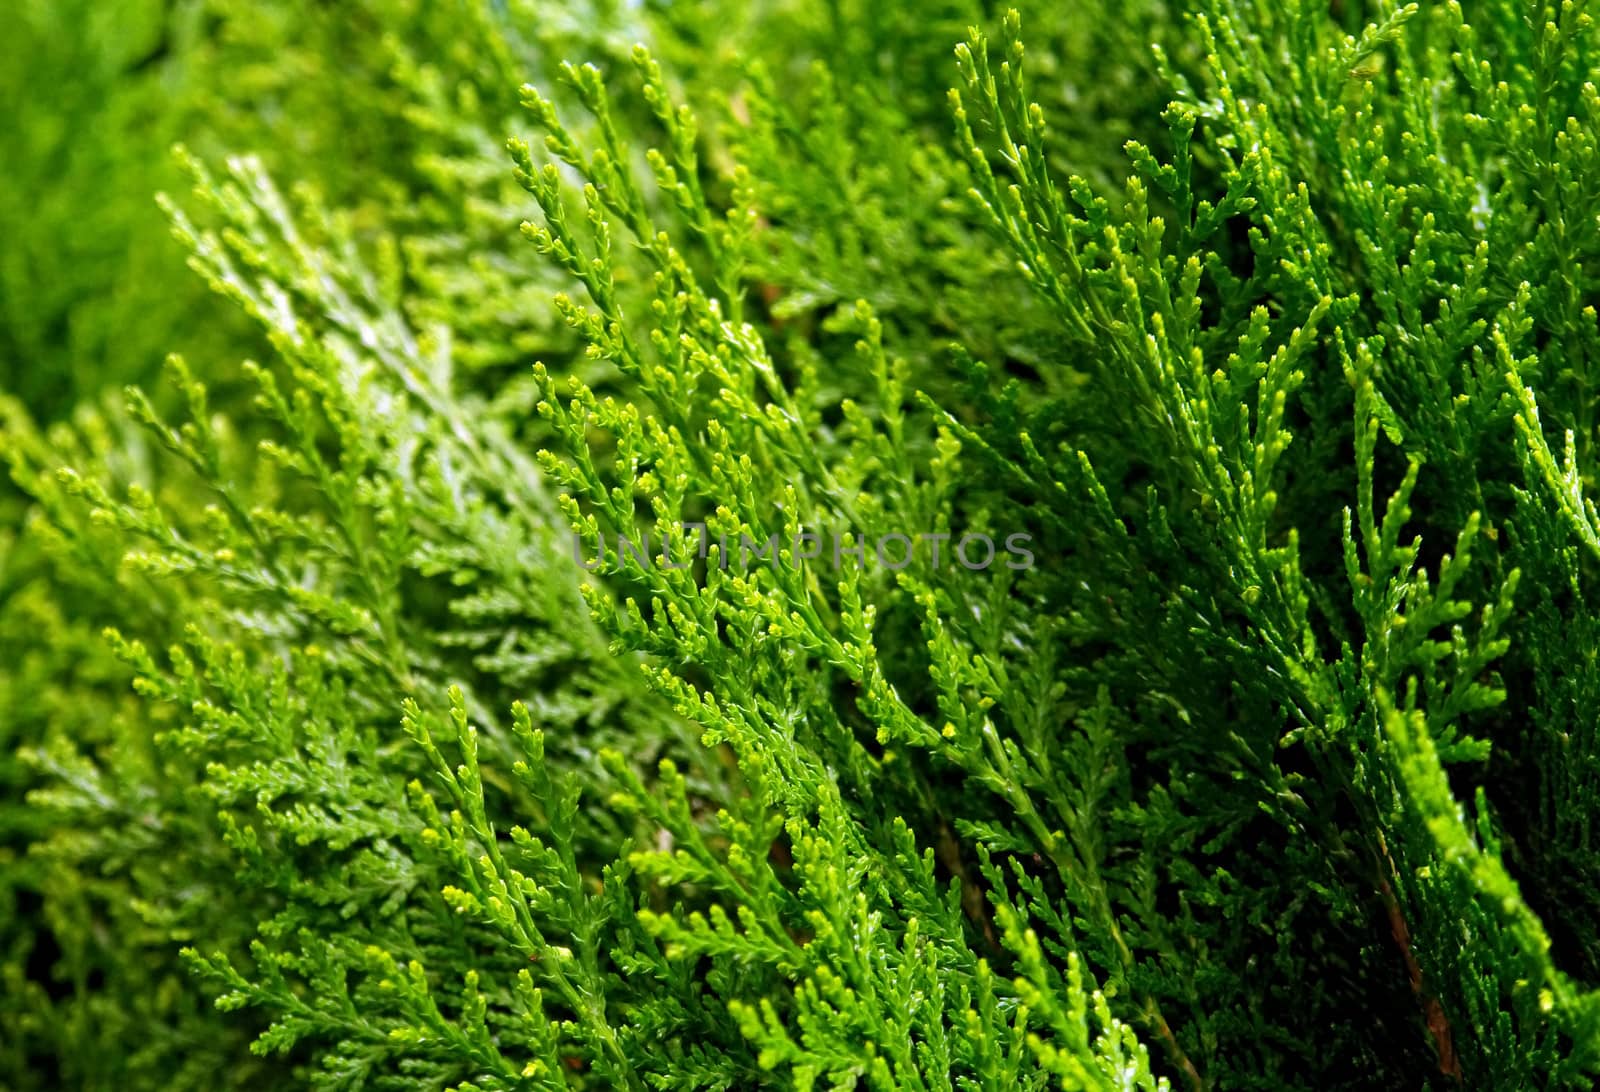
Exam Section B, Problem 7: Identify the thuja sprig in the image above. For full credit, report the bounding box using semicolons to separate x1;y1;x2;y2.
405;690;641;1089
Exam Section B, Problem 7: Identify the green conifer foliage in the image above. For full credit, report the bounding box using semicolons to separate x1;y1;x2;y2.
8;1;1600;1089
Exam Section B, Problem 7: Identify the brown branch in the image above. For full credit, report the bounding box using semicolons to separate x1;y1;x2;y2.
1376;836;1463;1082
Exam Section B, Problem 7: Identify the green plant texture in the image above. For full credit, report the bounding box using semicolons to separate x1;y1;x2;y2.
6;1;1600;1089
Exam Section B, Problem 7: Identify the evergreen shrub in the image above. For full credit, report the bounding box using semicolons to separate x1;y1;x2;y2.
5;1;1600;1088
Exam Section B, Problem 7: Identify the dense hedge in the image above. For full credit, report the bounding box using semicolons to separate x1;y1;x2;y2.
6;2;1600;1088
